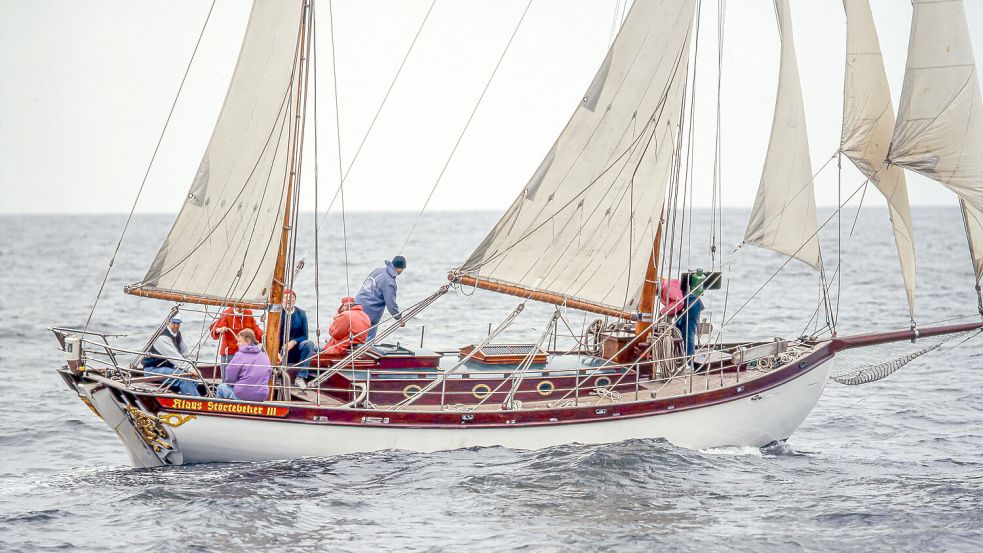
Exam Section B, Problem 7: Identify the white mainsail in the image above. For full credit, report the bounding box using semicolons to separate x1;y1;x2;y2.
889;0;983;284
840;0;916;317
743;0;820;270
128;0;305;305
458;0;697;311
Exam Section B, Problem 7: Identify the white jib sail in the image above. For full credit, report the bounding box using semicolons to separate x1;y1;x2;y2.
889;0;983;205
961;199;983;283
841;0;916;317
743;0;821;270
459;0;697;311
130;0;305;305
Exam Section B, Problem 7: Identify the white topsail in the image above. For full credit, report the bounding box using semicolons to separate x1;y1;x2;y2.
744;0;821;270
129;0;305;305
841;0;916;317
459;0;697;311
889;0;983;283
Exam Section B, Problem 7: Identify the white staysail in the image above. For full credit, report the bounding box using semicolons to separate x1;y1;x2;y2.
889;0;983;205
743;0;820;270
128;0;305;306
961;199;983;282
889;0;983;286
841;0;916;317
458;0;696;311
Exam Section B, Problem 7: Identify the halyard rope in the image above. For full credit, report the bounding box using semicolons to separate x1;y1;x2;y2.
82;1;217;335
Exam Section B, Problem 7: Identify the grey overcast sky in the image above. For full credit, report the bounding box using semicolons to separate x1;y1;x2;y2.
1;0;982;215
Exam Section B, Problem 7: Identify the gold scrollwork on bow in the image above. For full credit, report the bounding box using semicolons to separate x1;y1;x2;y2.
125;405;172;452
158;412;197;428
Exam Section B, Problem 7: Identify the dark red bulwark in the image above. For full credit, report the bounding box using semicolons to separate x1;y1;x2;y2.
143;345;834;430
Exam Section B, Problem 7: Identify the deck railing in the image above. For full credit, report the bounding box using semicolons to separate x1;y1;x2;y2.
51;327;812;412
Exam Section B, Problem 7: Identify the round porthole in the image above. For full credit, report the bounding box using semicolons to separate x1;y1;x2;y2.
595;376;612;388
537;381;555;396
402;384;422;399
472;384;492;399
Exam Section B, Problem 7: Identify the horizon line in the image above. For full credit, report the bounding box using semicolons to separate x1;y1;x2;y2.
0;203;964;217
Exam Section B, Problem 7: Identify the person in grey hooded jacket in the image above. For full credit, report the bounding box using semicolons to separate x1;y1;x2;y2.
355;256;405;340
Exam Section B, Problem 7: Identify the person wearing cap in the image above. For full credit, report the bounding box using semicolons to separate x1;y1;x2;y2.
323;296;372;355
209;306;264;374
142;315;202;396
279;288;318;386
355;255;406;340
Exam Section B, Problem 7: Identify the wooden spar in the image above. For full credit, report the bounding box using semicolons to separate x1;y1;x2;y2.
635;216;664;338
123;287;267;310
264;4;310;361
829;321;983;353
450;274;637;320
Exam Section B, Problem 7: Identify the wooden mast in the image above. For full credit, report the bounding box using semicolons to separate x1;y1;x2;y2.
635;216;664;338
265;3;311;361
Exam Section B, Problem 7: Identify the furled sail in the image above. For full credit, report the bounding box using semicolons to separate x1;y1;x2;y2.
456;0;697;312
126;0;305;306
889;0;983;284
743;0;820;270
840;0;916;317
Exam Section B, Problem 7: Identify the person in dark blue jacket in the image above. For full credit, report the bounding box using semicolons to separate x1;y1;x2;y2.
355;256;405;340
279;288;318;386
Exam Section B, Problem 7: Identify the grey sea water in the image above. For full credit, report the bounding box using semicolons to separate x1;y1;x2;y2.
0;208;981;552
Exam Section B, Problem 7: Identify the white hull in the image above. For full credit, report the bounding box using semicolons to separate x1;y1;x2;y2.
101;361;832;466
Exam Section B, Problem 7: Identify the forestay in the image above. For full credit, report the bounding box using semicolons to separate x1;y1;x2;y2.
458;0;696;312
127;0;305;306
840;0;916;317
743;0;820;270
889;0;983;207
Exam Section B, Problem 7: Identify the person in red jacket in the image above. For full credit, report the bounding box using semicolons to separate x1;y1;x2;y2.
210;307;264;371
323;297;372;355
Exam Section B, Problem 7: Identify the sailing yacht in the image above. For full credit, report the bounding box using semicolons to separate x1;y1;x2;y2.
52;0;983;467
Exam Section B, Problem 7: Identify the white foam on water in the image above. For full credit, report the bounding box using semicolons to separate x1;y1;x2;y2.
699;445;764;457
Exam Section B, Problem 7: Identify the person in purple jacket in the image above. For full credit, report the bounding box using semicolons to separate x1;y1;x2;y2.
216;329;272;402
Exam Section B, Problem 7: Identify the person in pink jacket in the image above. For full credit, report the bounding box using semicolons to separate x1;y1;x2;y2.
216;329;272;402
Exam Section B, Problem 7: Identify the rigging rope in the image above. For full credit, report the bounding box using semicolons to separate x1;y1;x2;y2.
302;0;437;266
82;0;217;335
400;0;535;253
391;301;526;410
306;285;450;388
325;0;351;297
724;174;869;327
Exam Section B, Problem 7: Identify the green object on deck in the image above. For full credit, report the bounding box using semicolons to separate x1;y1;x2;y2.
689;269;707;297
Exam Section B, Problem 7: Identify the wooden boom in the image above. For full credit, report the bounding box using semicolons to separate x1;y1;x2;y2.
449;273;637;321
123;286;267;310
